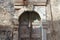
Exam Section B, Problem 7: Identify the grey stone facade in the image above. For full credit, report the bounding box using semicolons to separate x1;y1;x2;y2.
0;0;15;26
0;0;60;40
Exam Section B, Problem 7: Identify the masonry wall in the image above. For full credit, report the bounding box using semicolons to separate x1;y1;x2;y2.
0;0;60;40
0;0;14;40
46;0;60;40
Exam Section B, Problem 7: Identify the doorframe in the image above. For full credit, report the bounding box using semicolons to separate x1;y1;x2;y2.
18;11;42;40
13;7;46;40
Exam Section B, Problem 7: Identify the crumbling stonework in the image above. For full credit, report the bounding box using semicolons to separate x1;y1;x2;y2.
0;7;12;26
0;0;60;40
0;0;14;40
0;0;15;27
0;0;15;15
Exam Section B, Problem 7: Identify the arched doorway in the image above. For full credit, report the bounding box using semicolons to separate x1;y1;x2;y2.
18;11;42;40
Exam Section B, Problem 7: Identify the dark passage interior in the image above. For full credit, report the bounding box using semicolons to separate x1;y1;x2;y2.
18;11;42;40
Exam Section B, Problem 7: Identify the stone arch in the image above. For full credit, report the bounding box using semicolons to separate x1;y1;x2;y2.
18;11;41;22
18;8;42;40
14;7;41;20
13;7;43;27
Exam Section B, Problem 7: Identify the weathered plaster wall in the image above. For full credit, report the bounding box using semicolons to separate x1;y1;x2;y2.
51;0;60;40
0;0;15;15
0;0;14;26
46;0;60;40
0;0;60;40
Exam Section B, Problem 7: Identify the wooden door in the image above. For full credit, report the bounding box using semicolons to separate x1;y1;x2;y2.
18;11;42;40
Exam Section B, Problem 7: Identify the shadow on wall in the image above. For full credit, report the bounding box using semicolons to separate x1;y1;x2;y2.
46;19;60;40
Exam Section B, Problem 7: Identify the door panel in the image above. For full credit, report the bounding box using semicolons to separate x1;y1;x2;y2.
19;13;30;38
19;11;42;40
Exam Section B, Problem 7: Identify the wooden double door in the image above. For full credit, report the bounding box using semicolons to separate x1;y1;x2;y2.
18;11;42;40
